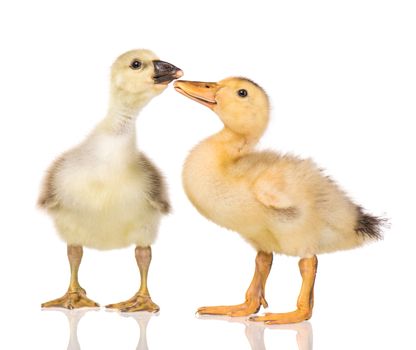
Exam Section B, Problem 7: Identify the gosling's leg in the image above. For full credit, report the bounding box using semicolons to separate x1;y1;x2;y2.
250;256;318;324
106;246;159;313
197;251;273;317
42;245;99;309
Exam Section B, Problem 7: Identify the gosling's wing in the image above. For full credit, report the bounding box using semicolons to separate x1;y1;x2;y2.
38;154;66;209
138;153;171;214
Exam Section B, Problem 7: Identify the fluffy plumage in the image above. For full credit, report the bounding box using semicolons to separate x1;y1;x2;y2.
39;139;167;249
175;76;384;323
39;49;178;250
40;49;182;312
176;77;384;257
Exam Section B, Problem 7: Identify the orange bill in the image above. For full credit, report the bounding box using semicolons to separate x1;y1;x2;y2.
174;80;219;109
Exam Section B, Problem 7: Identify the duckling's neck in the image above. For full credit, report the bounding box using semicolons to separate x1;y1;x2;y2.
210;128;258;160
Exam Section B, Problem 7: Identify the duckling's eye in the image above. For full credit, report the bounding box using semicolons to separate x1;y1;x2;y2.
237;89;248;98
130;60;142;70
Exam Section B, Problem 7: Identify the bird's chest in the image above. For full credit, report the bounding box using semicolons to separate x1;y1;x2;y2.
58;163;147;212
183;148;258;231
57;134;150;213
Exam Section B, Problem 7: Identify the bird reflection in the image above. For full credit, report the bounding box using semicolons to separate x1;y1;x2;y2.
198;315;313;350
42;308;96;350
120;311;155;350
42;309;155;350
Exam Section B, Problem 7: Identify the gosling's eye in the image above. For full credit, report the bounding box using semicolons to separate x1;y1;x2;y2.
237;89;248;97
130;60;142;70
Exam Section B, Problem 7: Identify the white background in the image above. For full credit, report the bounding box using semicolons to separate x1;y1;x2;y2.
1;0;415;349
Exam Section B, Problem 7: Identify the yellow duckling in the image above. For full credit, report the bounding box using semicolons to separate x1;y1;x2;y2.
39;49;182;311
174;77;384;324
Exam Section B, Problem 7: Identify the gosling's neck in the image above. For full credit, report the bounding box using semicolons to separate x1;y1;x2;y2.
83;88;151;163
96;86;153;136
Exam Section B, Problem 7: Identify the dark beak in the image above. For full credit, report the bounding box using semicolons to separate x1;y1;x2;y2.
153;60;183;85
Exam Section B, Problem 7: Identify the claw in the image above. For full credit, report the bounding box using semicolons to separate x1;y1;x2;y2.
260;297;268;309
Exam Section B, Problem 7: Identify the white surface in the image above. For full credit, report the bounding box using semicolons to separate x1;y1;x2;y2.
0;0;415;349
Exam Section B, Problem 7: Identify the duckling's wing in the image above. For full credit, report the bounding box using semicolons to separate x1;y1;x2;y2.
138;153;171;214
252;172;294;210
252;166;297;214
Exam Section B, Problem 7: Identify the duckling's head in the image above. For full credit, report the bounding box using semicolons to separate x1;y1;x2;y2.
174;77;270;139
110;49;183;109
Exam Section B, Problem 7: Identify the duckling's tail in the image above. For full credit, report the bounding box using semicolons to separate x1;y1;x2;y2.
354;206;387;240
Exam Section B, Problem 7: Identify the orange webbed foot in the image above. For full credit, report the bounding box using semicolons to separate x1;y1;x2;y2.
249;309;312;325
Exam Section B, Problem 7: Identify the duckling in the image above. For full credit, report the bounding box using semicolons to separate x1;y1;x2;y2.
39;49;182;311
174;77;384;324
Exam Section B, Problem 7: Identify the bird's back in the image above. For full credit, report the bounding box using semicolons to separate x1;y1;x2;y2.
234;151;382;255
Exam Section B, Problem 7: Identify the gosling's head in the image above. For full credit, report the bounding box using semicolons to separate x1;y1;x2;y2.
111;49;183;108
174;77;270;139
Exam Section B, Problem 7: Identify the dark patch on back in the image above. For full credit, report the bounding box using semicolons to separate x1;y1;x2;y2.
139;153;171;214
274;206;299;221
354;206;386;240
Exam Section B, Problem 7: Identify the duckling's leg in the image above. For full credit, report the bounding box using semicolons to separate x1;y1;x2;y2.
250;255;318;325
41;245;99;309
197;251;273;317
106;246;159;312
